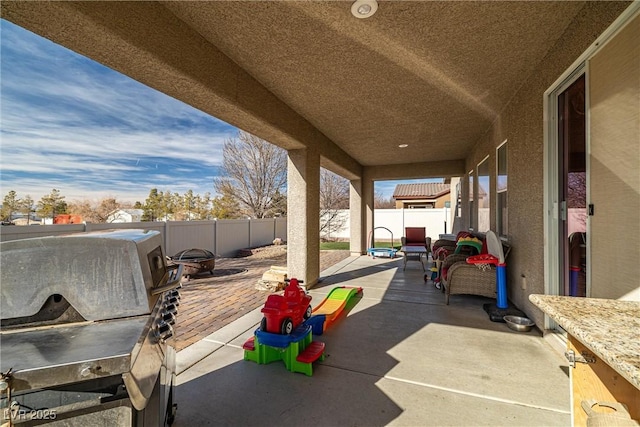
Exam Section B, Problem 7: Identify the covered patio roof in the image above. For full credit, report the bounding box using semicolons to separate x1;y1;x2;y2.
1;1;588;177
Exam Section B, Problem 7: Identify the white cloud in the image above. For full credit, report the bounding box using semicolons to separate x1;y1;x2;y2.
1;19;237;203
1;20;434;205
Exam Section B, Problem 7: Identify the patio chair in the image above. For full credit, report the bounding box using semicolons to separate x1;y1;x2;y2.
400;227;431;271
401;227;431;252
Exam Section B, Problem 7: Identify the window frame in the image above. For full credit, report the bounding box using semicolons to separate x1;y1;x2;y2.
496;140;508;238
477;155;490;232
468;170;475;230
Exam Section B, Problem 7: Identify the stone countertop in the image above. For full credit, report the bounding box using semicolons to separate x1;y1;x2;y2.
529;294;640;390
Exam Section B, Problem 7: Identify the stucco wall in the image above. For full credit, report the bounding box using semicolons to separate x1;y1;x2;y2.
464;2;630;326
589;13;640;300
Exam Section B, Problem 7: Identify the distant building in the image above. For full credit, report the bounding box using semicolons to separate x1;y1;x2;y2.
7;213;41;225
53;214;83;224
107;209;143;223
392;183;450;209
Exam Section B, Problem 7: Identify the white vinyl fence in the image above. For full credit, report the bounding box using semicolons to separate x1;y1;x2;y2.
322;208;455;244
0;218;287;258
1;209;454;256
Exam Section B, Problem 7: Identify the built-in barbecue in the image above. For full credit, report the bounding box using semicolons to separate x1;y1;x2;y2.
0;229;182;426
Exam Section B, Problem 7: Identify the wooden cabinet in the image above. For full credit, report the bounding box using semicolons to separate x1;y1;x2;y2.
569;335;640;426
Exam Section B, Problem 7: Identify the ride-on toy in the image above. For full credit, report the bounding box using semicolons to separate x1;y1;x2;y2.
260;278;312;334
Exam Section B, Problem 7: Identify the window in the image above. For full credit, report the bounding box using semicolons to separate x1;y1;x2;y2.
477;157;490;232
497;141;508;237
455;180;461;217
468;171;475;230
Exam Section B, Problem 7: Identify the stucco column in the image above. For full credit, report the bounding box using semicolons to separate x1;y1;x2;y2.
287;148;320;288
349;179;365;255
363;177;375;249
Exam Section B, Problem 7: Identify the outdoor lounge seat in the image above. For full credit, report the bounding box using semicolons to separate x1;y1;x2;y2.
441;233;511;305
431;237;457;260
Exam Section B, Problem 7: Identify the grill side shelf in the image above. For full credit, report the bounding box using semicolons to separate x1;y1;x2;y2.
0;318;146;392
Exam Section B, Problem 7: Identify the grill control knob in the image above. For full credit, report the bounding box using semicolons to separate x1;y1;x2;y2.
169;289;181;300
164;303;178;315
162;312;176;325
165;296;180;306
155;321;173;343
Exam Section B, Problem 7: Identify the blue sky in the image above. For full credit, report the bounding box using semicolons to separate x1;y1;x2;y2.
1;19;429;205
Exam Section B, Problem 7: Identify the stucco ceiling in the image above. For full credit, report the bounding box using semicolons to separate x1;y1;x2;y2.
161;1;585;166
2;1;587;172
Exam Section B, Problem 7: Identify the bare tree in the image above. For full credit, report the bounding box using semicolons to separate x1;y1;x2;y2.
319;169;349;241
374;190;395;209
567;172;586;208
213;131;287;219
68;197;125;223
568;172;587;229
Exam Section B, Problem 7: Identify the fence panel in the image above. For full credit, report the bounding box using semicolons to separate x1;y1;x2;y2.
215;219;250;257
85;222;165;233
371;210;399;241
166;221;216;256
275;217;287;241
332;209;452;243
0;224;85;242
85;222;168;250
367;208;453;245
402;209;449;241
250;219;276;248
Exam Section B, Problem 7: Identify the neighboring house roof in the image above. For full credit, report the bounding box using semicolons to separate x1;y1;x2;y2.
109;209;143;216
393;183;450;200
107;209;144;222
121;209;144;216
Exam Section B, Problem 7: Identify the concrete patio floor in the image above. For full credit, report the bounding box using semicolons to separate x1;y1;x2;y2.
173;254;571;426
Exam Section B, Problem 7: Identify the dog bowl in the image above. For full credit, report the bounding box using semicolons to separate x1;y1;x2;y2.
504;315;535;332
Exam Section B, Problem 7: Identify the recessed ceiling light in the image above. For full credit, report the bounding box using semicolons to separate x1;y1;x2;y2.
398;144;409;148
351;0;378;19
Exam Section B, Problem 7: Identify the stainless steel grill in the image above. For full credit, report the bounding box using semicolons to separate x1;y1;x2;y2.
0;229;182;426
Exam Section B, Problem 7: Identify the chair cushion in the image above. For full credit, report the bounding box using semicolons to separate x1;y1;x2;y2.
405;227;425;244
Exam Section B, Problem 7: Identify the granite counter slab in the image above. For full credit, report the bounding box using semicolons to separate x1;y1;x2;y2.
529;294;640;390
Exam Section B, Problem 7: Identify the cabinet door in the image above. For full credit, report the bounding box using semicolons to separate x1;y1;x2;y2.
568;335;640;426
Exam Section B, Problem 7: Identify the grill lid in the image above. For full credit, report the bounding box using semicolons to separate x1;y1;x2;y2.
1;229;166;322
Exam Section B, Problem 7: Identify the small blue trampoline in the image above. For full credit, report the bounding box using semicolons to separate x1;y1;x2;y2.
366;227;398;258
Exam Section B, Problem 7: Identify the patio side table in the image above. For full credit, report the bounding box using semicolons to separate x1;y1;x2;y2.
401;246;428;271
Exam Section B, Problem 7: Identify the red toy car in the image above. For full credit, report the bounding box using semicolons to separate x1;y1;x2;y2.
260;278;312;335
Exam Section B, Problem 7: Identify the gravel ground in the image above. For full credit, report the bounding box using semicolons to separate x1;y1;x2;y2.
240;244;350;271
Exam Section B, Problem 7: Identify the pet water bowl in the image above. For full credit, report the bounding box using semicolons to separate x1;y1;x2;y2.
503;315;535;332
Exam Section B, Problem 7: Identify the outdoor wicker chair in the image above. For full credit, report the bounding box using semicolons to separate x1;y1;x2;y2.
441;237;511;305
430;232;471;286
